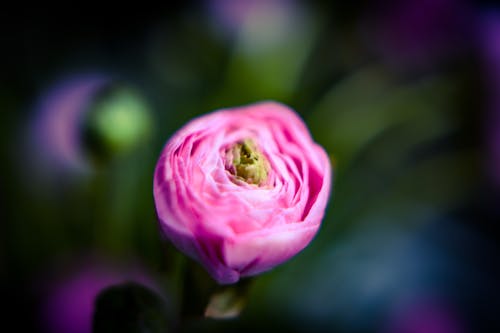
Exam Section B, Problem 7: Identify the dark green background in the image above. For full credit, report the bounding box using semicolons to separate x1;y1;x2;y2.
2;1;499;332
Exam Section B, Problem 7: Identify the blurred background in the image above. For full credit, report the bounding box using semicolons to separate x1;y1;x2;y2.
2;0;500;332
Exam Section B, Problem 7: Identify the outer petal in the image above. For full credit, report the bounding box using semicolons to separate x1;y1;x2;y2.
223;223;320;277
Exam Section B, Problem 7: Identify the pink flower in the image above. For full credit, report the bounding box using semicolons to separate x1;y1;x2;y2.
153;101;331;284
40;258;159;333
31;74;110;175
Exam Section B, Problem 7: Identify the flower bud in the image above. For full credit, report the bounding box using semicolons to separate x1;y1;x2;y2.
82;83;152;164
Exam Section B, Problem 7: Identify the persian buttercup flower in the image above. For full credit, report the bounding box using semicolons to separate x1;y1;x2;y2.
153;101;331;284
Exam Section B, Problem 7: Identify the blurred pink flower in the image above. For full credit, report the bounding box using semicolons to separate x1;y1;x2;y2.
385;298;465;333
480;12;500;186
40;258;159;333
153;101;331;284
30;74;110;175
361;0;473;71
206;0;296;36
26;73;151;184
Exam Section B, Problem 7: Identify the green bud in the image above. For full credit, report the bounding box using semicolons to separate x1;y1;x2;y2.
83;83;152;163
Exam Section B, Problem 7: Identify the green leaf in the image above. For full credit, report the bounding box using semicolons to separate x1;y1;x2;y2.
308;67;458;170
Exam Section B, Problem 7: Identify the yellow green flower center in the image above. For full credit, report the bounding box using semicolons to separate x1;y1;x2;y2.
228;139;269;185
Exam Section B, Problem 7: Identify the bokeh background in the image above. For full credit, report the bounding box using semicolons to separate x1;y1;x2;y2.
2;0;500;332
